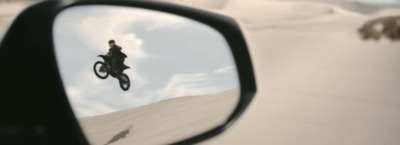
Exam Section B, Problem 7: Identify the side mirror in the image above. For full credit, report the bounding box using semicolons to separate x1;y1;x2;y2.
0;1;256;145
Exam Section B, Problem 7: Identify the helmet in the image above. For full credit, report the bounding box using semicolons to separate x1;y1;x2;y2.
108;40;115;44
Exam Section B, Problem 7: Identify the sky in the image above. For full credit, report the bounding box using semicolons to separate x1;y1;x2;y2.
53;5;239;118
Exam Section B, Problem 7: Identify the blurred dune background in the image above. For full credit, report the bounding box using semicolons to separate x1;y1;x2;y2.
1;0;400;145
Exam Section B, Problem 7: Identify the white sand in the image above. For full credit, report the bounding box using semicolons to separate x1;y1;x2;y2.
1;0;400;145
79;88;239;145
185;0;400;145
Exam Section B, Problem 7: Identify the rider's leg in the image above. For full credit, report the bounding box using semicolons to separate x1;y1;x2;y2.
117;58;124;73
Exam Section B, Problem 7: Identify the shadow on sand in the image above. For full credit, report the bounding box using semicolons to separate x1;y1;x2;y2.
104;125;133;145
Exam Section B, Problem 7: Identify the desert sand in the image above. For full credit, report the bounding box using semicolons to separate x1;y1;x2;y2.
176;0;400;145
79;88;239;145
1;0;400;145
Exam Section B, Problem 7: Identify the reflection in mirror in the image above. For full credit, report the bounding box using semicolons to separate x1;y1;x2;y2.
53;5;240;145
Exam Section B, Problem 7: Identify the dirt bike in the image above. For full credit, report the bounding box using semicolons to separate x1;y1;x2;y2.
93;55;130;91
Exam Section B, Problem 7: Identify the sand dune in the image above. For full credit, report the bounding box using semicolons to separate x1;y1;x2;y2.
79;1;400;145
78;88;239;145
193;1;400;145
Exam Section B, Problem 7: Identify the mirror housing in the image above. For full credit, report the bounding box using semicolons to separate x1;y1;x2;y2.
0;0;256;145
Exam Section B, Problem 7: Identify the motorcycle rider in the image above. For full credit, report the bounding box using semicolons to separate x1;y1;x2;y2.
107;40;127;74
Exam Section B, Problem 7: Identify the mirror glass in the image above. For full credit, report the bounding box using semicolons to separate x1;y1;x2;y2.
53;5;240;145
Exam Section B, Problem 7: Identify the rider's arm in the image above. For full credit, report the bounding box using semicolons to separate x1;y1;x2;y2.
106;49;112;56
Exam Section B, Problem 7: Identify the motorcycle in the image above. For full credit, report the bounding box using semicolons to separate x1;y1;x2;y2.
93;55;130;91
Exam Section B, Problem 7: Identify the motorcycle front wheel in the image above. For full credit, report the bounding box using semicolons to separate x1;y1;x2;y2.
94;61;109;79
118;73;130;91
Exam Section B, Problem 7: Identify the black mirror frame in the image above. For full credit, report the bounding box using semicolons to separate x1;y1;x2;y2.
0;0;256;145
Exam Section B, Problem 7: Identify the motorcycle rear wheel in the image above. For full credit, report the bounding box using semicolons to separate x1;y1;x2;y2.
94;61;109;79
